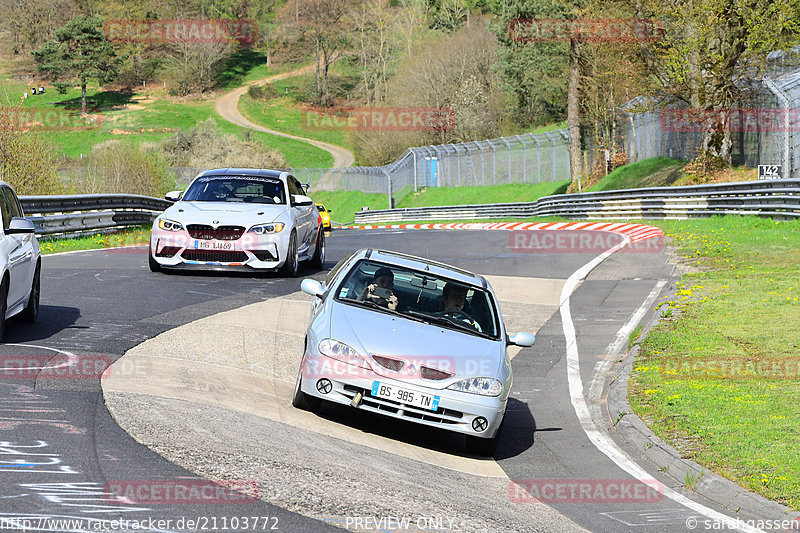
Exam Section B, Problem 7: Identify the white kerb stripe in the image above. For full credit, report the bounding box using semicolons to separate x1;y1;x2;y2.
560;237;764;533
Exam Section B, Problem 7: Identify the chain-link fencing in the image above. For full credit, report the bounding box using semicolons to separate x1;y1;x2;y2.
620;53;800;179
296;131;571;206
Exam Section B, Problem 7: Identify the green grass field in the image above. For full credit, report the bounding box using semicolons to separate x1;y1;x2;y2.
239;93;351;151
310;181;570;224
397;182;570;208
587;157;686;191
4;74;333;168
39;226;151;255
630;216;800;508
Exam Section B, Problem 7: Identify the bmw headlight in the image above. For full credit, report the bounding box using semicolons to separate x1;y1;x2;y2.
318;338;367;367
158;218;184;231
249;223;285;235
446;377;503;397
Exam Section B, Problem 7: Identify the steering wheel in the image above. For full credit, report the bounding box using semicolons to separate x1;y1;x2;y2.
442;310;473;322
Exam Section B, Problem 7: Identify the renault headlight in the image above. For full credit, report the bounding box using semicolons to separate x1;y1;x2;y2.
446;377;503;397
158;218;184;231
249;223;285;235
318;338;367;367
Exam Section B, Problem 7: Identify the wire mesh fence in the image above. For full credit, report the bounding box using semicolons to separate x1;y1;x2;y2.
299;131;571;206
620;59;800;179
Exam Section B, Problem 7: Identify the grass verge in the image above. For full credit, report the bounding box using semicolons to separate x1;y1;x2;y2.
629;216;800;508
313;182;571;223
310;190;389;224
587;157;686;191
397;182;570;208
39;226;151;255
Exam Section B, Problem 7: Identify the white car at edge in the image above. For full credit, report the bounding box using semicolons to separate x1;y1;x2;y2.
0;181;41;339
149;169;324;275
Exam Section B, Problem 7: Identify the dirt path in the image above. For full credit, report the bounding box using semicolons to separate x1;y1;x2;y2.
216;64;355;169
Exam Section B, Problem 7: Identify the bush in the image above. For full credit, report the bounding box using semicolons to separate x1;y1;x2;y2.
63;140;176;197
160;118;287;169
0;104;61;194
247;84;277;100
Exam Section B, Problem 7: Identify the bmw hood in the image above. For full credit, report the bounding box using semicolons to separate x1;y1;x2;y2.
328;301;504;385
163;201;289;227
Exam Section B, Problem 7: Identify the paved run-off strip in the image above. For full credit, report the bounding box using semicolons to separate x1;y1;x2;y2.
99;223;666;532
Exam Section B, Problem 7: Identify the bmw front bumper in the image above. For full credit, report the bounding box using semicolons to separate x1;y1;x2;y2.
149;228;291;270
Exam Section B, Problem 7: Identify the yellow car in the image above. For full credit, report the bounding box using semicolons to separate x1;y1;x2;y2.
315;203;332;231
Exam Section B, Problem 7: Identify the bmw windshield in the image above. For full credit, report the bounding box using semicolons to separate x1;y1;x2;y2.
183;176;286;204
333;260;500;339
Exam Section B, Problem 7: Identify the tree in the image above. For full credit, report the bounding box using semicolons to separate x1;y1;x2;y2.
0;0;77;54
278;0;355;105
33;15;120;116
632;0;800;164
354;0;402;105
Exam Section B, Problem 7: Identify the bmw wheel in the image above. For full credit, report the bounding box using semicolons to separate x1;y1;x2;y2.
311;229;325;269
281;231;299;277
0;278;7;341
20;261;40;322
148;245;161;272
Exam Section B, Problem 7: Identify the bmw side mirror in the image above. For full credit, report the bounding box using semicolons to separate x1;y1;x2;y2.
301;279;324;299
508;332;535;347
165;190;183;201
7;217;36;234
292;194;314;207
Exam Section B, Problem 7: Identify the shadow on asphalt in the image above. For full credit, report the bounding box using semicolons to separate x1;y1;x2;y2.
306;396;547;461
6;305;81;343
150;262;331;280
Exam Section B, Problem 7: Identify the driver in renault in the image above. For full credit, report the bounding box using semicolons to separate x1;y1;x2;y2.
437;282;482;332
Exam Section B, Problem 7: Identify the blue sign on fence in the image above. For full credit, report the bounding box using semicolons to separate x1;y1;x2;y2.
425;157;438;187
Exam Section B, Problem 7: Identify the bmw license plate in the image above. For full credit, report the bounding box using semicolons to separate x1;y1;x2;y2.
194;240;233;250
371;381;440;411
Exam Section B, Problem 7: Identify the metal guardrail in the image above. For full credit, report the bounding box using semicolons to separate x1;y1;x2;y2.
353;179;800;224
19;194;172;236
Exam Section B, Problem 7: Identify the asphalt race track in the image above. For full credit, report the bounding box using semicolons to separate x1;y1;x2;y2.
0;228;782;533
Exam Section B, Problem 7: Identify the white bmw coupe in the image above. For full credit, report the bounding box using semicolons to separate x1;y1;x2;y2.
149;169;324;275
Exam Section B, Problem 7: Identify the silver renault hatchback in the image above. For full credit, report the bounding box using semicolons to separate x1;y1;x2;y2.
293;248;535;456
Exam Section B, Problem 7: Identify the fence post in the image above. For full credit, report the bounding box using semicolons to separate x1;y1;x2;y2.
412;149;418;192
501;137;512;183
490;140;497;185
516;135;527;183
559;129;571;185
763;77;791;178
475;141;485;185
384;169;393;209
544;132;557;182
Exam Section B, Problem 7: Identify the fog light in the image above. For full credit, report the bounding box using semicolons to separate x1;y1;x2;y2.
316;379;332;395
472;417;489;432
